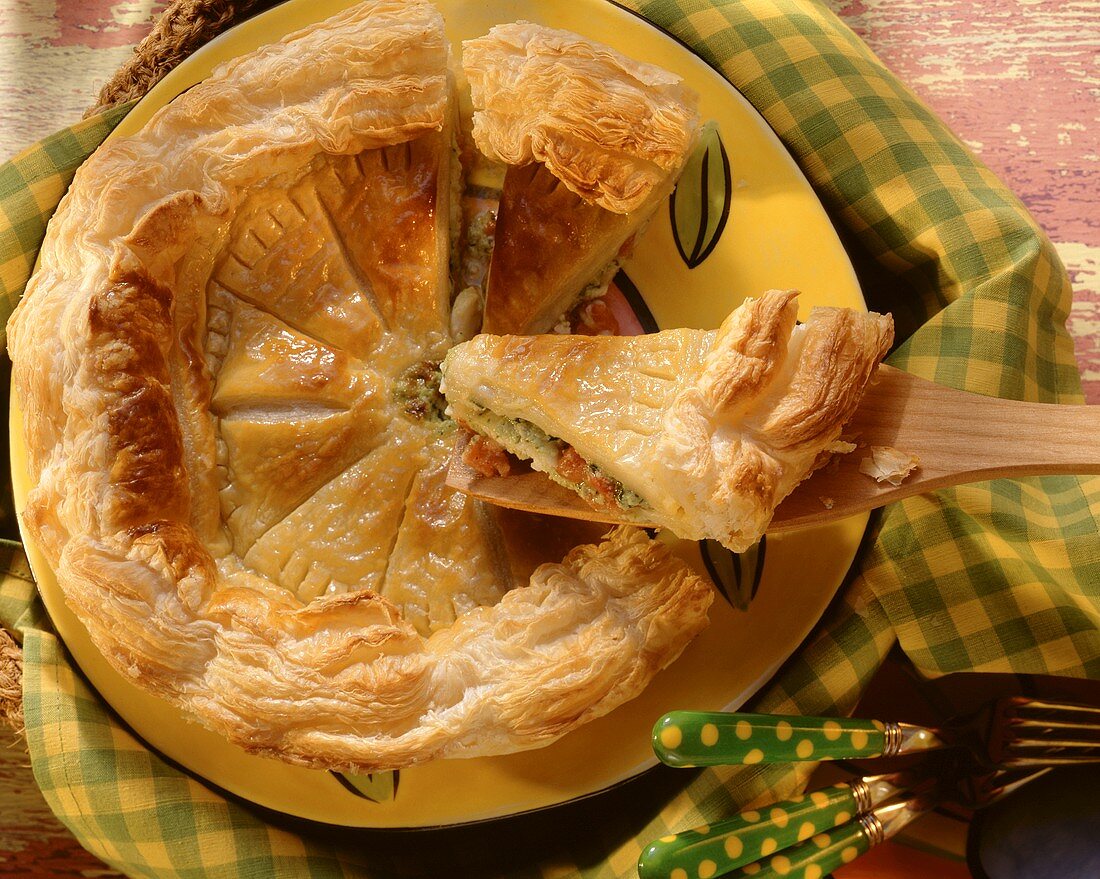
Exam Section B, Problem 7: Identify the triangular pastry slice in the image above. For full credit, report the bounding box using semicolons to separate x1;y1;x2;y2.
242;421;427;601
210;176;388;361
462;22;700;334
377;436;514;636
206;289;390;555
442;290;894;552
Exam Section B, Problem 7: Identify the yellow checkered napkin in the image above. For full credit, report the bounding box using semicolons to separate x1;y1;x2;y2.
0;1;1097;876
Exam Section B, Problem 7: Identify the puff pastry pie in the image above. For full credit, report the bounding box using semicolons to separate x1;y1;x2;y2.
442;290;894;552
463;22;700;334
7;1;713;771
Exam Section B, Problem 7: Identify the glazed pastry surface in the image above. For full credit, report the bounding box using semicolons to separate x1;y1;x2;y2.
463;22;700;334
7;1;713;771
463;21;699;213
443;290;895;552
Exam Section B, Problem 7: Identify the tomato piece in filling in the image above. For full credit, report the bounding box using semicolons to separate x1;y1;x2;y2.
556;447;622;510
462;433;514;477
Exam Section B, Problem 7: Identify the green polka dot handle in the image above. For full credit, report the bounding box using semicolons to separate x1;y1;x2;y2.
653;711;889;767
721;820;871;879
637;784;859;879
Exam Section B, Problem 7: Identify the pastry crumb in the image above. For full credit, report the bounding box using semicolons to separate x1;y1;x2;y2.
859;446;920;486
827;439;858;455
819;497;835;510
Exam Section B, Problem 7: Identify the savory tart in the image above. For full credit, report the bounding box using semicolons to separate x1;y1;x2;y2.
462;22;700;334
7;1;713;771
442;290;895;552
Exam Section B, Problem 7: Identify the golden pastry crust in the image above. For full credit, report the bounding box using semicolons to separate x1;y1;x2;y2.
442;290;894;552
463;22;700;335
463;21;699;213
482;161;637;334
8;2;713;771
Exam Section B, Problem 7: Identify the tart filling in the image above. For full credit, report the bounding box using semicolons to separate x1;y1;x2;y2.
440;291;895;552
459;409;651;517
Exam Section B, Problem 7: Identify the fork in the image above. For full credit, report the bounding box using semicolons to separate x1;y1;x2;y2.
637;771;918;879
641;766;1045;879
640;696;1100;879
651;697;1100;769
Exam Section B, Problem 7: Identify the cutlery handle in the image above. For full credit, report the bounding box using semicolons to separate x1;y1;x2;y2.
721;820;871;879
638;784;859;879
653;712;888;767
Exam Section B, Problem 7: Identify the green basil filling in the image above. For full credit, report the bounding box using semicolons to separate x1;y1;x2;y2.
447;133;464;284
466;210;495;264
587;461;646;509
395;360;452;428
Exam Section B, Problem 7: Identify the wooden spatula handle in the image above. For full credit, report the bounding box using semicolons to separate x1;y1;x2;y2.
770;365;1100;530
850;365;1099;477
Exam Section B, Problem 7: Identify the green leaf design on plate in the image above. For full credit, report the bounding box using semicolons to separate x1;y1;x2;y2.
670;120;732;269
700;536;766;611
332;770;398;803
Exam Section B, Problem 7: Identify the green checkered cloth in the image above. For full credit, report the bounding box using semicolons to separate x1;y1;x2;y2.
1;0;1096;876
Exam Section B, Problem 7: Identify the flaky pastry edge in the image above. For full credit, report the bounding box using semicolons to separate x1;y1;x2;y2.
656;291;894;549
462;21;700;213
6;1;713;771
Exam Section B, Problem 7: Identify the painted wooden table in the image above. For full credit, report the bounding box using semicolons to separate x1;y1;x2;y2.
0;1;1096;876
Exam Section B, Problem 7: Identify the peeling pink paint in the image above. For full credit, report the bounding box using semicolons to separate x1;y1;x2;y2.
832;3;1097;224
50;1;166;48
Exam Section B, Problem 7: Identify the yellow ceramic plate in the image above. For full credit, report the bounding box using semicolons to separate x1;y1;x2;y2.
11;0;867;828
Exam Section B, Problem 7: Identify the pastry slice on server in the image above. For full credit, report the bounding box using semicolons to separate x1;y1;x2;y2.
462;22;700;334
442;290;894;552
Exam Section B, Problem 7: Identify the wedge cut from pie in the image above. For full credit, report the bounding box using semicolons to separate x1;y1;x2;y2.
7;1;713;772
462;22;700;334
442;290;895;552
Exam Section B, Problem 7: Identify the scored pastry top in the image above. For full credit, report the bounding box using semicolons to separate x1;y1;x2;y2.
7;0;713;772
442;291;895;552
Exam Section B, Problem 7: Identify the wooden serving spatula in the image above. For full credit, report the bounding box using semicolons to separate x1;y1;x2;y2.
446;364;1100;534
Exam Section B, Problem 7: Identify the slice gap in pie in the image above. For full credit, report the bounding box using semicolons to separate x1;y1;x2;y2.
462;22;700;334
442;289;895;552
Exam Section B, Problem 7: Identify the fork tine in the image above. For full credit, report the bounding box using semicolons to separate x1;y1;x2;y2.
1001;738;1100;764
1004;741;1100;755
988;698;1100;765
1008;716;1100;733
971;766;1052;805
1003;697;1100;724
1004;718;1100;744
1001;753;1100;766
